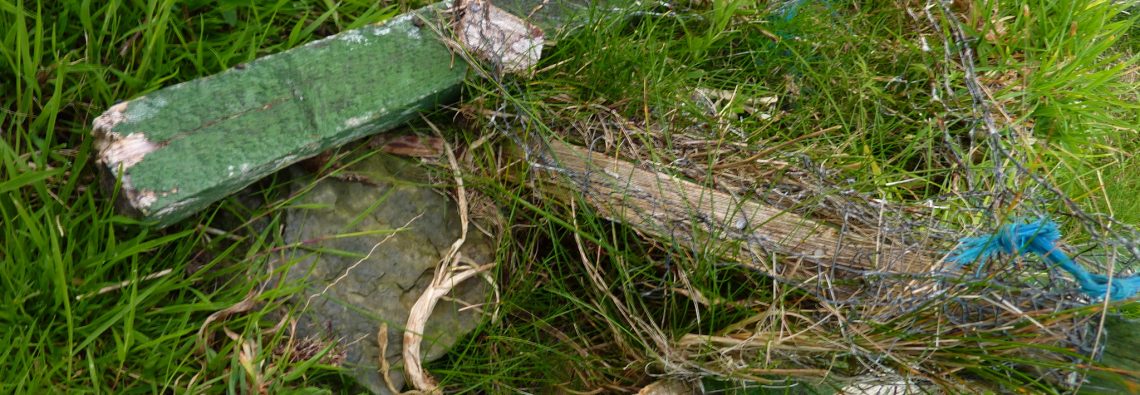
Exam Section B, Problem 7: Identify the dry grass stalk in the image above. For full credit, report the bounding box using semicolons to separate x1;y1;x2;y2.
402;118;495;393
402;262;491;392
377;323;401;394
75;268;174;301
197;288;260;354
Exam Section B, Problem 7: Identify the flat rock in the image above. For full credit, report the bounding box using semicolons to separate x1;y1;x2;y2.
281;153;492;394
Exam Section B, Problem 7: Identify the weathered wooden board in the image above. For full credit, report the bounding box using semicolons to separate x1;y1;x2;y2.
92;4;463;226
532;139;942;280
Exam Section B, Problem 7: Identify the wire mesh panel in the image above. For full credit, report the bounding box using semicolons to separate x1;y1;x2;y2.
451;0;1140;391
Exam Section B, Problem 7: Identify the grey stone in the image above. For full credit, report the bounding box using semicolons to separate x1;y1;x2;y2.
281;153;491;394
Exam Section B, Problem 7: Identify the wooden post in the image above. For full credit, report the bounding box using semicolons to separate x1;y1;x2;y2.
531;139;943;282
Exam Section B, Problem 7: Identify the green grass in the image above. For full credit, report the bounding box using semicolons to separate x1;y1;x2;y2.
439;0;1140;392
1;1;421;392
3;0;1139;393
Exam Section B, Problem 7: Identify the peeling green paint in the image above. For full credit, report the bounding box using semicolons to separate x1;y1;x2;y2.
91;3;465;227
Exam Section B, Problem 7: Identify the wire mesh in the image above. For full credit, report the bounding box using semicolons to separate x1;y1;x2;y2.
452;0;1140;390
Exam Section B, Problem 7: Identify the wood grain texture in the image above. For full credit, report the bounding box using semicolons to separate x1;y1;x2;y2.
536;139;943;280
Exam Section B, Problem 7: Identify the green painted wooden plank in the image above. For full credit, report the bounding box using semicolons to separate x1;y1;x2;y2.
91;4;464;227
90;0;611;227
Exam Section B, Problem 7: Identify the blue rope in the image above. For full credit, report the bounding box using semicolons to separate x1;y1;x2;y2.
947;218;1140;301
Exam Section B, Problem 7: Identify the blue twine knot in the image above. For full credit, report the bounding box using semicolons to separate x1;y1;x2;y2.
947;218;1140;301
